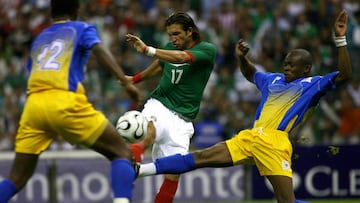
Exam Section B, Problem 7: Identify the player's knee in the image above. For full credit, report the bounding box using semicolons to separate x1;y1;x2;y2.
113;145;133;161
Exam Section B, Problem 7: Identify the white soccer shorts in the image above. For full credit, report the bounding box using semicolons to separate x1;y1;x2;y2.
141;98;194;160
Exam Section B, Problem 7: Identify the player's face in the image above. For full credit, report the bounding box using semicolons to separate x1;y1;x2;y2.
166;24;193;50
282;53;306;83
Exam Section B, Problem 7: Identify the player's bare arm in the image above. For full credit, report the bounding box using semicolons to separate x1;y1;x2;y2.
236;39;257;83
333;9;352;83
92;43;130;84
92;43;143;104
129;59;163;83
126;34;192;63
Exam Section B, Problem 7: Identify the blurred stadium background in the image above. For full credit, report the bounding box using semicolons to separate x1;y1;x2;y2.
0;0;360;202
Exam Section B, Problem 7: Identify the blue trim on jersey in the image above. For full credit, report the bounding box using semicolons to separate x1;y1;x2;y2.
67;23;101;91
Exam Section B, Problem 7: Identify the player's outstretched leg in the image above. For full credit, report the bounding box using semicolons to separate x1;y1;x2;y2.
138;153;196;177
91;123;137;203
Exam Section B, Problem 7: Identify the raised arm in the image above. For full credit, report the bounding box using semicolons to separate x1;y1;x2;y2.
333;9;352;83
126;34;192;64
235;39;257;83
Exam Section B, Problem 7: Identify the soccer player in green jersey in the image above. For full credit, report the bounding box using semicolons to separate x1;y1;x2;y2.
126;12;217;203
135;10;351;203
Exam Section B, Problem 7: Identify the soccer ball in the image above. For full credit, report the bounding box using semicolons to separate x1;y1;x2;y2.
116;110;148;143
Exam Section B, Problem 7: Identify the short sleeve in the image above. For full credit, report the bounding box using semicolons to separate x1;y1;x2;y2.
254;71;270;90
318;71;339;91
79;24;102;49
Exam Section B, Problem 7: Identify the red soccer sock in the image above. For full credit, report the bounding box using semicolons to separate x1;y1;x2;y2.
154;178;179;203
130;142;145;163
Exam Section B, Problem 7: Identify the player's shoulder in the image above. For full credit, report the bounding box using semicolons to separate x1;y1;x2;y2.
194;41;217;55
70;21;95;28
197;41;216;49
306;71;339;82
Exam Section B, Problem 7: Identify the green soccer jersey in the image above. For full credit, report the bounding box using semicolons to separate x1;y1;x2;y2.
150;41;217;120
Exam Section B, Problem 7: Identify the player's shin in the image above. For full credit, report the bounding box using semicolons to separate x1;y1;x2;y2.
0;179;17;203
155;153;196;174
111;159;135;201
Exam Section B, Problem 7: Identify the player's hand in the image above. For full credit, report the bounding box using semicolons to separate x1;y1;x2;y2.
125;75;133;83
334;9;347;37
126;34;147;54
123;83;143;106
235;39;250;57
118;75;134;85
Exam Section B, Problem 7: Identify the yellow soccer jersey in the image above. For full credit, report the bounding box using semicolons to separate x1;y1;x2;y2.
252;71;339;133
26;20;101;94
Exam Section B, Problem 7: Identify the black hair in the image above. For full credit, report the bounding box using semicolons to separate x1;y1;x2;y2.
291;49;313;67
50;0;79;20
165;12;201;41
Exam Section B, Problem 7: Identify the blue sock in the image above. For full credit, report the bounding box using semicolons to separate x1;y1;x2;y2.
155;153;196;174
0;179;17;203
295;199;310;203
111;159;135;200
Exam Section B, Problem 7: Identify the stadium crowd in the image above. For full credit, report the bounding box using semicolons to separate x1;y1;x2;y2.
0;0;359;151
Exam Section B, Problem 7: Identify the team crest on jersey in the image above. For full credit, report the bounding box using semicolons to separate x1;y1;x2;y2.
282;160;291;171
301;77;313;83
271;76;282;84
